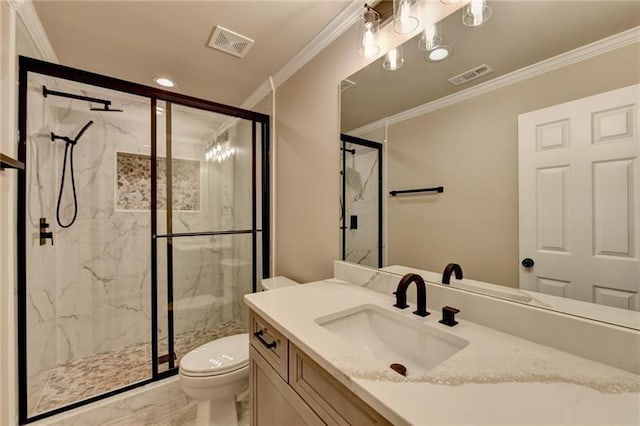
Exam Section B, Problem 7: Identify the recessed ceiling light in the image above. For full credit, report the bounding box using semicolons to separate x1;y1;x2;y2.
153;76;176;88
426;46;452;62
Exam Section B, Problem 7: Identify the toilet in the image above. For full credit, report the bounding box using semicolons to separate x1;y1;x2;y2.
179;333;249;426
179;277;299;426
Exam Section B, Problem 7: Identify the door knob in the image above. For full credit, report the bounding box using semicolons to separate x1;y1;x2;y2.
521;258;535;268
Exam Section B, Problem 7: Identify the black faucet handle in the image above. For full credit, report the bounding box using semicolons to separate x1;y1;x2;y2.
439;306;460;327
392;291;409;309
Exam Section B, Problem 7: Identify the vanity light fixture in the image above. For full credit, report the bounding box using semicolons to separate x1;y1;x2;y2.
393;0;420;34
153;76;176;88
426;45;452;62
418;22;442;51
462;0;492;27
205;142;236;163
358;4;381;58
383;47;405;71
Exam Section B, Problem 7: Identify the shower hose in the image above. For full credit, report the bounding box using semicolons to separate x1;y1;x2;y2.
53;120;94;228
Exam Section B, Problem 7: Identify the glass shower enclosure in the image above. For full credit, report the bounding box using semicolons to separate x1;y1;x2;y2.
17;56;270;423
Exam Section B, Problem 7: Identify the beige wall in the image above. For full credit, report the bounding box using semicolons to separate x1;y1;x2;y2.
274;31;401;281
275;26;361;282
274;3;463;282
386;43;640;287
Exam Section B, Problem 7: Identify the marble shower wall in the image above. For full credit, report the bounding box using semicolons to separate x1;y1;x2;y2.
26;75;155;379
342;143;380;268
25;77;255;384
25;76;60;378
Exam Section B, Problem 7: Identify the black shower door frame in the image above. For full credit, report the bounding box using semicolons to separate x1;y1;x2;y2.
340;133;383;268
16;56;270;424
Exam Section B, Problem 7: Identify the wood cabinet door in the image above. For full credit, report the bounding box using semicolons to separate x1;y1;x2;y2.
250;346;325;426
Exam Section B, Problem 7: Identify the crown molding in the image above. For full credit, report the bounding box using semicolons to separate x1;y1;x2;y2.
241;0;363;109
15;0;58;63
348;26;640;137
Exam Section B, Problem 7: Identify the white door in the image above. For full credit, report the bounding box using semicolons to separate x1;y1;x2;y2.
518;85;640;311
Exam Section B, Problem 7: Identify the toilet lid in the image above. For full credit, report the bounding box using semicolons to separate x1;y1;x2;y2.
180;333;249;376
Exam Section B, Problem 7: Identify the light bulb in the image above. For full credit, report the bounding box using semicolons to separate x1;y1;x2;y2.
383;48;404;71
394;0;419;34
418;23;441;51
362;25;378;58
471;0;483;16
463;0;492;26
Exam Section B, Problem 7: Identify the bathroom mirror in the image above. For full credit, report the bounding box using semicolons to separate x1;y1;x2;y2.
340;1;640;328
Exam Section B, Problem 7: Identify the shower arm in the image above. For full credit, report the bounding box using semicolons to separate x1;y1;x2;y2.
43;85;111;109
51;120;94;146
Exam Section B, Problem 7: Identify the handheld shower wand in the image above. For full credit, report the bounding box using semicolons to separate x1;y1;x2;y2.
51;120;94;228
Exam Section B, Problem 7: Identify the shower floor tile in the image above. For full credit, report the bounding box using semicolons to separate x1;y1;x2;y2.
30;320;246;417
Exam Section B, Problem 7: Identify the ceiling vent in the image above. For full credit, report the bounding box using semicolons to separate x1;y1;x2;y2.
340;79;356;92
208;26;254;58
448;64;494;86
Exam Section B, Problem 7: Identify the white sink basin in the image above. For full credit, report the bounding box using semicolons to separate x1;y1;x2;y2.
315;304;469;377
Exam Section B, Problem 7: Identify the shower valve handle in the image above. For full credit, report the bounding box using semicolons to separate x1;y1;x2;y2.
39;218;54;246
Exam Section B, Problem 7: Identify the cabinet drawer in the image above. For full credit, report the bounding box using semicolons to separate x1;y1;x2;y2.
250;311;289;380
289;343;391;426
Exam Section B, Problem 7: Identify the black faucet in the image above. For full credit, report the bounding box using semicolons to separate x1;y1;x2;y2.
442;263;463;285
393;273;430;317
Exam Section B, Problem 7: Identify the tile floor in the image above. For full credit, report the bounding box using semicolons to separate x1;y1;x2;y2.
29;320;246;417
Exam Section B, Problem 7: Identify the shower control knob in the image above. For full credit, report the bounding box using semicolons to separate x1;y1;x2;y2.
521;258;535;268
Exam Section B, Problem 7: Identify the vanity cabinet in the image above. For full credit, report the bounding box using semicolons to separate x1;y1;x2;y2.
249;310;391;426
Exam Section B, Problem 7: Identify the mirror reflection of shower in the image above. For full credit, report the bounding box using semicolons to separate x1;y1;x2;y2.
42;85;123;227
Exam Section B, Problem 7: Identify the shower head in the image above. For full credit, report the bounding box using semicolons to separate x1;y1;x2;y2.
43;86;123;112
90;104;123;112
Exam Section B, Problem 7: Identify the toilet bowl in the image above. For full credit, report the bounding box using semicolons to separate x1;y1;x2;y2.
179;277;299;425
179;333;249;426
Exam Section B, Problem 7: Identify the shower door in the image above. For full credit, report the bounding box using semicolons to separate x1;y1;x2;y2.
18;56;270;424
340;134;383;268
154;101;267;373
20;72;155;420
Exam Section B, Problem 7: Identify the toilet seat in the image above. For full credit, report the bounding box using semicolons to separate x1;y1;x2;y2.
180;333;249;377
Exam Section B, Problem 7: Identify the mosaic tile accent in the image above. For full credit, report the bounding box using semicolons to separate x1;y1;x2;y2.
116;152;200;211
29;320;246;417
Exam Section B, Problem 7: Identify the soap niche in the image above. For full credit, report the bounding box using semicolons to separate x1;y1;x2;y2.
116;151;201;211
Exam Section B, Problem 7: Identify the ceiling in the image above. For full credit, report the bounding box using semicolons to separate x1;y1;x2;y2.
33;0;351;108
341;1;640;131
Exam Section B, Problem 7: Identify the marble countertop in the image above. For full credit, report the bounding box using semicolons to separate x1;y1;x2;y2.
244;280;640;425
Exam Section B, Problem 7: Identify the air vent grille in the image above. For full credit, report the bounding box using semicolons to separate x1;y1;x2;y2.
340;79;356;92
208;26;254;58
448;64;494;86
